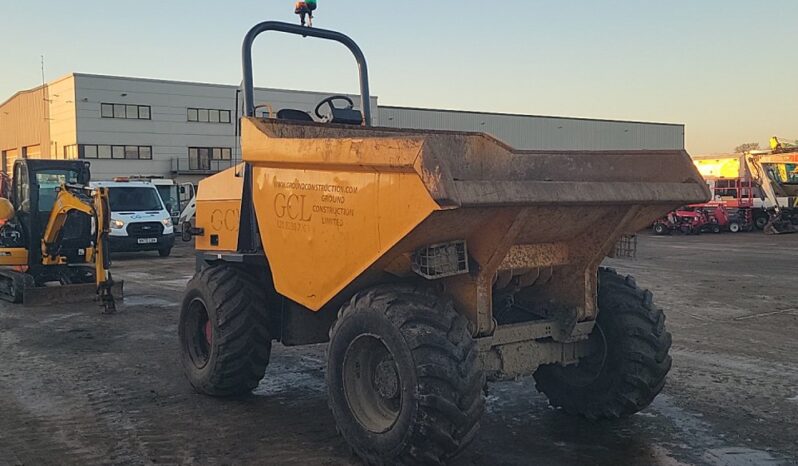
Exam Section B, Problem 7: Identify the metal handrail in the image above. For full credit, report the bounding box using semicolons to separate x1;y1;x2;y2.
241;21;372;126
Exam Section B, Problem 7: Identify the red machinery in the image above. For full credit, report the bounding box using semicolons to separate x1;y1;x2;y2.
653;208;708;235
692;202;752;233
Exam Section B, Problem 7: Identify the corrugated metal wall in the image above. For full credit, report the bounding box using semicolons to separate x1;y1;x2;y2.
378;106;685;151
0;86;51;161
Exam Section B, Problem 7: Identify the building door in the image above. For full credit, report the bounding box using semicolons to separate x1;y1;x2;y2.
2;149;19;174
22;145;41;159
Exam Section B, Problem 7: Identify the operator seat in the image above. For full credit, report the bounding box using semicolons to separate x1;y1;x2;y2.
276;109;314;122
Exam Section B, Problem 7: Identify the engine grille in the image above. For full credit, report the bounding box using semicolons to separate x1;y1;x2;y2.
126;222;164;237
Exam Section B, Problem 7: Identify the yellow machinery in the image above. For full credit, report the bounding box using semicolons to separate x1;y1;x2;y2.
745;149;798;234
0;159;117;313
178;22;710;465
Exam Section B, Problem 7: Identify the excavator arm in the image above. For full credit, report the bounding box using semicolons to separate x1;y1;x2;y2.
40;184;116;312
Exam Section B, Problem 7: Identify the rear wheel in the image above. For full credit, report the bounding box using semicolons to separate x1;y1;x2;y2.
534;268;672;419
326;285;485;465
754;214;768;230
179;264;272;396
729;222;741;233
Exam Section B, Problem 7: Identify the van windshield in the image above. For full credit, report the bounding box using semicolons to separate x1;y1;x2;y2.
108;187;164;212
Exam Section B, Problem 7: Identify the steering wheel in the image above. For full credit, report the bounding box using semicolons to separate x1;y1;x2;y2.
315;95;355;121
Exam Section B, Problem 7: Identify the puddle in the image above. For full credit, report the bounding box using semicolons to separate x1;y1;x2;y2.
121;296;178;307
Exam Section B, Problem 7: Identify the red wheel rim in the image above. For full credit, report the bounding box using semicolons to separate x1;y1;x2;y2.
204;320;212;345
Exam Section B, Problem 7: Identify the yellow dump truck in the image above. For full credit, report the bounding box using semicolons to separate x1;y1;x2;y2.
178;22;710;465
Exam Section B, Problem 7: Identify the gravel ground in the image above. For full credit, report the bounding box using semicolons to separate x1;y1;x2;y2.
0;232;796;466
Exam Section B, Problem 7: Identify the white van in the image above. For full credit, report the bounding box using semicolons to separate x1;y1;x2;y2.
90;180;175;257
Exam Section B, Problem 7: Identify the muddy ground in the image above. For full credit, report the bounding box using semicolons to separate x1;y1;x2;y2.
0;232;796;466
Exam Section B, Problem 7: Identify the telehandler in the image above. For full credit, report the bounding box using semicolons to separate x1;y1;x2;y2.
179;21;710;464
744;142;798;234
0;159;117;313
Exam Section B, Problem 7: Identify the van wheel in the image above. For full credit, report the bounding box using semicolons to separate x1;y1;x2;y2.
326;285;485;465
158;247;172;257
179;264;272;396
534;268;671;419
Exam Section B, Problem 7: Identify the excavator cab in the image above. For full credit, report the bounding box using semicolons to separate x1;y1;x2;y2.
0;159;118;311
8;160;90;266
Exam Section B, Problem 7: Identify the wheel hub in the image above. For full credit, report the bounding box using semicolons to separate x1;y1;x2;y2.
183;298;212;369
373;358;399;400
204;321;212;345
342;334;402;433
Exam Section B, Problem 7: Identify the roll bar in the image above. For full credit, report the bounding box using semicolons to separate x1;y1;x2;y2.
241;21;372;126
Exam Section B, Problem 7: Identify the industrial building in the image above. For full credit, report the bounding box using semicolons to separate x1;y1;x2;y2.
1;73;685;183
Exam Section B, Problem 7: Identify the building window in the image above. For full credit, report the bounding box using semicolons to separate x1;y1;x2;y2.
101;102;152;120
189;147;231;170
188;107;231;124
80;144;153;160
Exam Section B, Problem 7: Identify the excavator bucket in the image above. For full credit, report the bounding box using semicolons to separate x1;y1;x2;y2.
22;282;124;308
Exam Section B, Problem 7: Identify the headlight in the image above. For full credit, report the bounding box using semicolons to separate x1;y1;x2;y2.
162;218;173;228
110;219;125;229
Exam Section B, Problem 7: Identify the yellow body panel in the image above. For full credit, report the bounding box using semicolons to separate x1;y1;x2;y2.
0;248;28;266
251;166;439;311
239;118;441;310
195;166;244;252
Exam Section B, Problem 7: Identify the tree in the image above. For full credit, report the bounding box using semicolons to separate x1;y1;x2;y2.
734;142;760;153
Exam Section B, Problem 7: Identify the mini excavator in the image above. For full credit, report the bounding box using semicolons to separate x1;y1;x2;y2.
0;159;117;313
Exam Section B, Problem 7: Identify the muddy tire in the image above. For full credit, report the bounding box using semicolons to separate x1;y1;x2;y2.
179;264;272;397
326;285;485;465
534;268;672;419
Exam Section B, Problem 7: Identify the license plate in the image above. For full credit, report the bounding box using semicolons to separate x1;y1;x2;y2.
137;238;158;244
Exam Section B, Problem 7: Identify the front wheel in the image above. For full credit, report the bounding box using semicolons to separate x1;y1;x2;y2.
326;285;485;465
179;264;272;396
534;268;672;419
158;247;172;257
653;223;667;235
729;222;741;233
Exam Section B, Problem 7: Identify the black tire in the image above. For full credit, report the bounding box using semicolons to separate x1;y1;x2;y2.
326;285;485;465
179;264;272;396
534;268;672;419
754;214;768;230
158;247;172;257
653;223;667;235
729;222;741;233
711;224;721;234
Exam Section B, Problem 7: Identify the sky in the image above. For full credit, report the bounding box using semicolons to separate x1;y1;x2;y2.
1;0;796;154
